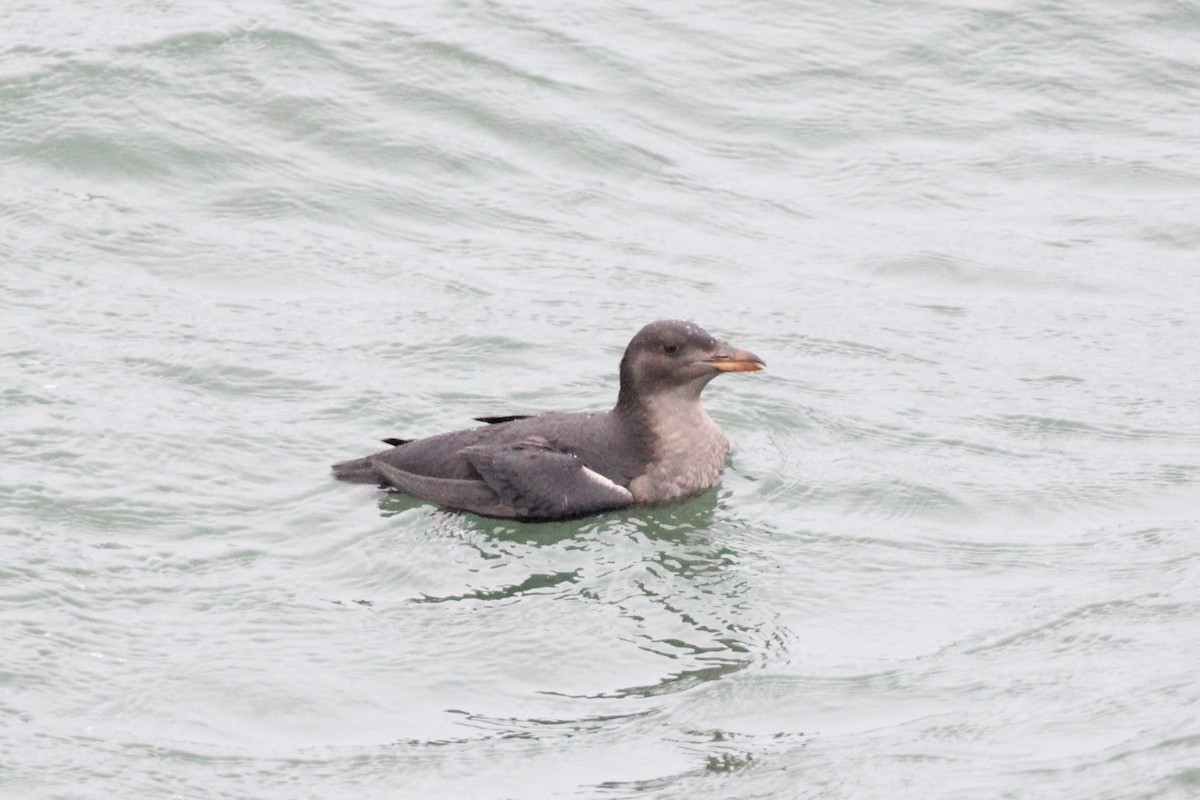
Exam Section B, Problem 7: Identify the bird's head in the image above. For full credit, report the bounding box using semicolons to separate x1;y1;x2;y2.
617;319;765;409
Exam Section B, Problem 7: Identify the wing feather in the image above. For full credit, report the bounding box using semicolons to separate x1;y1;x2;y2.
373;437;633;521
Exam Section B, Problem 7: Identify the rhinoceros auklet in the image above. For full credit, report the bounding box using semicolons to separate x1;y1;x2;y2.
331;319;764;521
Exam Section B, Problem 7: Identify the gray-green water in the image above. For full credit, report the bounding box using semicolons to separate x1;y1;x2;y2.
3;2;1199;798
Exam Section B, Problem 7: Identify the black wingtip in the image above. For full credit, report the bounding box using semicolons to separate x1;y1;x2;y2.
473;415;533;425
381;438;412;447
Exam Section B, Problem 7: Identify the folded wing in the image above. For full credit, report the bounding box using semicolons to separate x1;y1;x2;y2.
373;436;634;521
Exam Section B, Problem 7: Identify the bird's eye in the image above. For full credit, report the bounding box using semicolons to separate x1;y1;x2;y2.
663;344;678;355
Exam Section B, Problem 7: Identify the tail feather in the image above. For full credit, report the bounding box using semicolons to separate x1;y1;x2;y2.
331;455;382;483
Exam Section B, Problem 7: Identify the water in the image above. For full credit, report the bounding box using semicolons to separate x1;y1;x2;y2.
3;1;1199;798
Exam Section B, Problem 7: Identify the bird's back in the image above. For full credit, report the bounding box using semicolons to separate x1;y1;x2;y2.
332;410;650;486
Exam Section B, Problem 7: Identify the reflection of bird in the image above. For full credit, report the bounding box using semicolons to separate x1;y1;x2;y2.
332;320;765;521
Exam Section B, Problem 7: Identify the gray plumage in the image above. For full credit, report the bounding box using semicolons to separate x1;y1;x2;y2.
331;319;765;521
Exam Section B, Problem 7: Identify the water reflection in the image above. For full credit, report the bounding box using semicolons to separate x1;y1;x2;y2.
379;485;722;544
407;569;582;604
377;488;773;700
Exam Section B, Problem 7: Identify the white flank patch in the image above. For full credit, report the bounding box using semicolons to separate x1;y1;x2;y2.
580;465;635;500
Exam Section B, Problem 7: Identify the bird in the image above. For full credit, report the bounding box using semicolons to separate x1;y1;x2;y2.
331;319;765;521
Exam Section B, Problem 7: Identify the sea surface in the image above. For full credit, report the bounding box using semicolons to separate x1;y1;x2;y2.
3;1;1199;798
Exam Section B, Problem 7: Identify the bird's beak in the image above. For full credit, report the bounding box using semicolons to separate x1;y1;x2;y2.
707;343;766;372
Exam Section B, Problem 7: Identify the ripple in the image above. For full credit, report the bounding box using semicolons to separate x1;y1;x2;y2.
3;0;1200;796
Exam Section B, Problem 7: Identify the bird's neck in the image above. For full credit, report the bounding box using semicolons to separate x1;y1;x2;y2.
617;391;730;503
616;389;720;453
